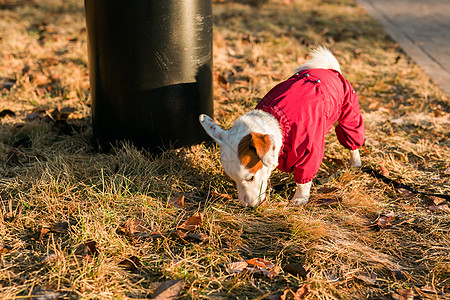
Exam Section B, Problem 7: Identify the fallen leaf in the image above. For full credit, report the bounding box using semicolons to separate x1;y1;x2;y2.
26;107;48;121
41;253;58;264
378;164;390;177
368;100;379;109
75;240;99;258
6;148;22;166
428;195;446;206
295;284;311;300
119;256;141;271
394;217;416;227
117;219;147;239
444;166;450;175
150;232;169;239
246;266;279;279
428;204;449;212
49;107;75;122
396;188;414;197
370;215;395;230
212;191;233;200
178;212;203;231
279;285;311;300
3;212;14;222
0;244;13;254
327;156;345;167
414;285;438;294
391;288;413;300
227;261;248;274
0;109;15;118
40;220;77;241
317;187;338;194
151;279;185;300
227;258;279;278
389;268;404;280
280;289;292;300
0;78;16;91
216;73;228;87
417;285;437;294
247;257;275;269
283;263;307;278
33;73;50;86
175;230;209;243
168;195;185;209
30;285;70;300
355;272;377;285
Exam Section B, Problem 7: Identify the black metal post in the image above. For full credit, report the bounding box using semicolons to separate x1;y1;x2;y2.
84;0;213;152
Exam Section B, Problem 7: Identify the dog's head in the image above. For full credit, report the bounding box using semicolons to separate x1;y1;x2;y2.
199;114;279;207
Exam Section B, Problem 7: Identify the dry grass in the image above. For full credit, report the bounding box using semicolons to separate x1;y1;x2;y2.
1;0;449;299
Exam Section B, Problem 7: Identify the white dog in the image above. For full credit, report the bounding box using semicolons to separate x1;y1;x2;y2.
200;47;365;207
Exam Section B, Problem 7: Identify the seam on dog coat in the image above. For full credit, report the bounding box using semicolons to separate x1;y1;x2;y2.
255;69;365;184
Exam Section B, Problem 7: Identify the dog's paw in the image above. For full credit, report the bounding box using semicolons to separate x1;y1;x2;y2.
290;181;312;205
349;149;361;169
291;195;310;205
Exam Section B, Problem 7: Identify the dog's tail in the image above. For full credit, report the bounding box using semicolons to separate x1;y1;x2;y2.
295;46;341;74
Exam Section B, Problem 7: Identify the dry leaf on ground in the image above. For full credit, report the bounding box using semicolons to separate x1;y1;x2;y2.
0;79;16;91
175;230;209;243
428;195;446;205
212;190;233;200
247;257;275;269
317;187;338;194
227;261;248;274
0;244;13;254
227;258;279;278
378;164;390;177
74;240;99;258
369;213;415;230
391;288;414;300
150;279;185;300
355;272;377;285
283;263;307;278
428;204;449;212
117;219;148;239
277;284;311;300
30;285;70;300
6;148;22;166
0;109;15;118
119;256;142;272
178;212;203;231
396;188;415;197
168;195;185;209
39;220;77;241
295;284;311;300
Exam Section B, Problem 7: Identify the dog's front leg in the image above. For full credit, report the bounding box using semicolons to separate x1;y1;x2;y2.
291;181;312;205
349;149;361;168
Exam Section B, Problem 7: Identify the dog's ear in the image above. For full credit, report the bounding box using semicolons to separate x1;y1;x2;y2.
239;132;278;169
199;114;227;144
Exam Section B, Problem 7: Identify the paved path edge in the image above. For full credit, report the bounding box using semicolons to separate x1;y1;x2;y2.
357;0;450;97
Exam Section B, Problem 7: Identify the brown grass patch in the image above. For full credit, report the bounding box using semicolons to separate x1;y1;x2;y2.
0;0;449;299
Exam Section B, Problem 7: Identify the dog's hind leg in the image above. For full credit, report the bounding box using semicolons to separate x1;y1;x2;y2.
349;149;361;168
291;181;312;205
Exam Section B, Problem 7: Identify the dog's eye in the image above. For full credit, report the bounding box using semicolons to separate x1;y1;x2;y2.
245;175;255;182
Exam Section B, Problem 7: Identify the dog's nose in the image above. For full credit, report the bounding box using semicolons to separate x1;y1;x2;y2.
240;196;250;207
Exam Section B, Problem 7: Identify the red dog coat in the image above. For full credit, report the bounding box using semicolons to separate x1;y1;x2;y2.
256;69;365;184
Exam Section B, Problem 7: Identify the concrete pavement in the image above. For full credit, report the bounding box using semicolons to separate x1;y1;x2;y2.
357;0;450;97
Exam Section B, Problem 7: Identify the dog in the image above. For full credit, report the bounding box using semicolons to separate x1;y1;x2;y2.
199;47;365;207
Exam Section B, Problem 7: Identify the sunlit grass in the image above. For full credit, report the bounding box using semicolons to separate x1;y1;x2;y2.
0;0;449;299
